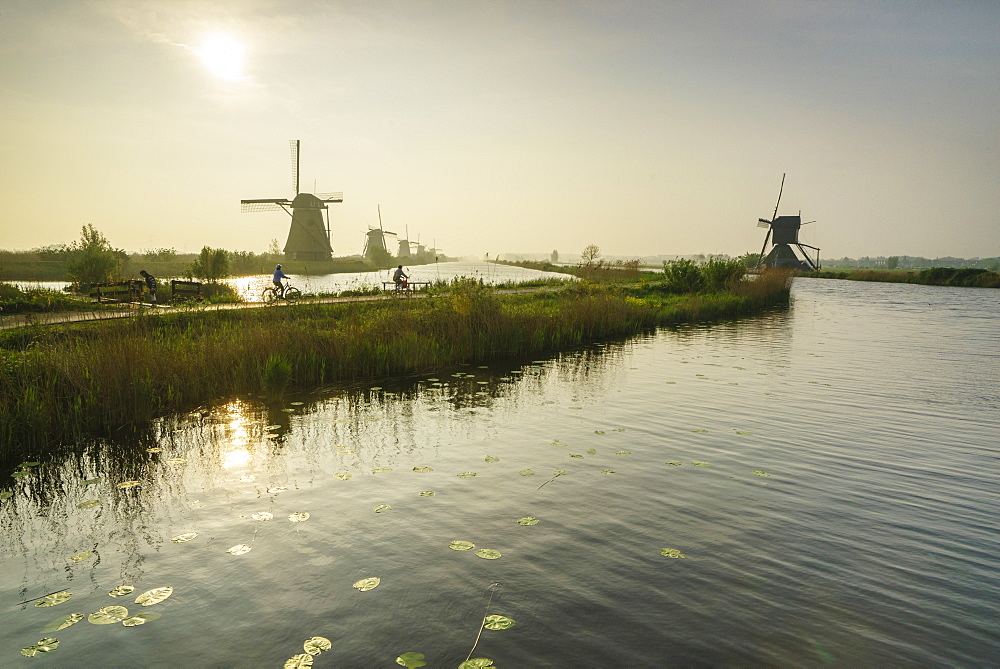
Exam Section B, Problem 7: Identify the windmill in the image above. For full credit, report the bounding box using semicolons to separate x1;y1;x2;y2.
241;140;343;261
755;174;820;271
396;224;412;258
362;205;397;260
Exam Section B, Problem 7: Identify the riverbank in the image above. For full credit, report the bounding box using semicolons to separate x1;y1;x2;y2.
0;272;789;452
805;267;1000;288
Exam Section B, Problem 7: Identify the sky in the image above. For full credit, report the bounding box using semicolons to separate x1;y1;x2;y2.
1;0;997;260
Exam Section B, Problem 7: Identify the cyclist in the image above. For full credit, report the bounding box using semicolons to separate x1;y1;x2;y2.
392;265;408;292
273;264;289;297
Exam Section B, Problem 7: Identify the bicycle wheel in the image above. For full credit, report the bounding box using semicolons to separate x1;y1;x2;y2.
262;287;278;304
284;287;302;303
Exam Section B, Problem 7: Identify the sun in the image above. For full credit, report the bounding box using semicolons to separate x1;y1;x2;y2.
193;33;246;81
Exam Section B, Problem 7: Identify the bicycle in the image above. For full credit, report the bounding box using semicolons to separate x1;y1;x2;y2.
262;281;301;304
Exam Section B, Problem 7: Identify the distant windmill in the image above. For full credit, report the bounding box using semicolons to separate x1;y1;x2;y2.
396;224;412;258
362;205;397;259
241;140;343;261
755;174;820;271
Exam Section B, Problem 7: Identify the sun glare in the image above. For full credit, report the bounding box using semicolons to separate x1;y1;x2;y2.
194;33;246;81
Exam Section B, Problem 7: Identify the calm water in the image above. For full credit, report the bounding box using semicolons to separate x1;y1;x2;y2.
1;279;997;666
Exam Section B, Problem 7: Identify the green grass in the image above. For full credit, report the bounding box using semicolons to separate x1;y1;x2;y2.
806;267;1000;288
0;271;790;453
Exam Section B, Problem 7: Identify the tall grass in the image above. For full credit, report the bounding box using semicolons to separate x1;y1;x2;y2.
0;271;790;452
808;267;1000;288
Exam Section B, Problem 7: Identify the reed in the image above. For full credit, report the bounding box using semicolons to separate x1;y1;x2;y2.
0;271;790;453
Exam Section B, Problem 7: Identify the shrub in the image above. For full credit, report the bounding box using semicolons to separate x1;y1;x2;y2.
662;259;704;293
701;256;746;291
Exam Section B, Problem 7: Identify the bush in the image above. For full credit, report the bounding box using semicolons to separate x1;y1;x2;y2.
701;256;746;291
66;224;126;286
188;247;231;282
662;259;704;293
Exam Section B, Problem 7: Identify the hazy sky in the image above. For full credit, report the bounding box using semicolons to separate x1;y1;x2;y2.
1;0;997;259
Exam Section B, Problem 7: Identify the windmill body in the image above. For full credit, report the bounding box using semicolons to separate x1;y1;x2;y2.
241;141;343;261
755;175;821;271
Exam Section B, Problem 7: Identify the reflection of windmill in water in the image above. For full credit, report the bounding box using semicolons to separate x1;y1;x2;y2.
362;205;397;260
755;173;820;271
241;140;343;261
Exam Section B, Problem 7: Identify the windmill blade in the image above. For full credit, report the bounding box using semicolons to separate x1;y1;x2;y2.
757;219;771;228
241;199;291;213
771;172;786;222
316;192;344;202
289;139;300;195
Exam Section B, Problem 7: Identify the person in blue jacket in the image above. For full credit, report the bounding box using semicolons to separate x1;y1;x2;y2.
272;264;289;297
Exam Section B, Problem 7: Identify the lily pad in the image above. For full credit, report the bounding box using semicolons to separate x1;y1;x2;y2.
484;456;500;463
735;431;754;436
660;548;687;559
288;512;310;522
20;638;59;657
69;550;93;563
586;449;597;455
449;540;475;551
691;429;709;434
601;469;615;475
89;606;129;624
372;466;393;473
692;461;712;467
41;613;84;632
419;490;435;497
751;470;772;477
396;651;427;667
551;440;566;447
412;466;433;473
615;450;631;455
122;612;161;626
334;472;353;480
517;516;539;526
227;544;252;555
77;500;101;509
303;636;332;655
456;472;477;478
116;480;141;489
284;654;314;668
352;577;381;591
109;585;134;597
569;454;583;458
34;591;72;607
552;470;567;477
135;586;173;606
373;504;391;513
594;430;605;435
483;614;515;630
612;428;625;432
459;660;494;668
0;491;12;500
475;549;501;560
666;461;683;466
518;469;535;476
170;532;198;543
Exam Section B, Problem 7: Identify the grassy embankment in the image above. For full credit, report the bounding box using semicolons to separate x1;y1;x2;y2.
806;267;1000;288
0;270;790;454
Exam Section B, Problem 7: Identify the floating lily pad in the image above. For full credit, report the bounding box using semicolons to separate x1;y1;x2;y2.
136;586;173;606
666;461;683;466
449;541;475;551
20;638;59;657
612;428;625;432
69;551;92;563
227;544;252;555
615;450;631;456
170;532;198;543
122;612;161;626
484;456;500;463
89;606;129;624
267;486;289;493
594;430;605;435
483;614;515;630
412;466;433;473
284;654;314;668
352;577;380;591
83;478;101;485
288;512;310;523
456;472;477;478
459;659;494;668
751;470;772;477
41;613;83;632
692;461;712;467
0;491;12;500
735;431;754;436
373;504;391;513
691;429;709;434
519;469;535;476
251;512;273;521
586;449;597;455
165;458;187;464
35;591;72;607
569;454;583;459
77;500;101;509
552;470;567;477
551;440;566;447
109;585;134;597
303;636;332;655
475;549;501;560
418;491;435;497
517;516;539;526
396;651;427;667
660;548;687;559
117;481;141;489
372;466;393;473
601;469;615;475
334;473;352;480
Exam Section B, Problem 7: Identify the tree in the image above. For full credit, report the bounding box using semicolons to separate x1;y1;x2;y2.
550;249;559;263
66;224;125;286
267;238;282;258
886;256;899;270
581;244;601;266
188;246;230;282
